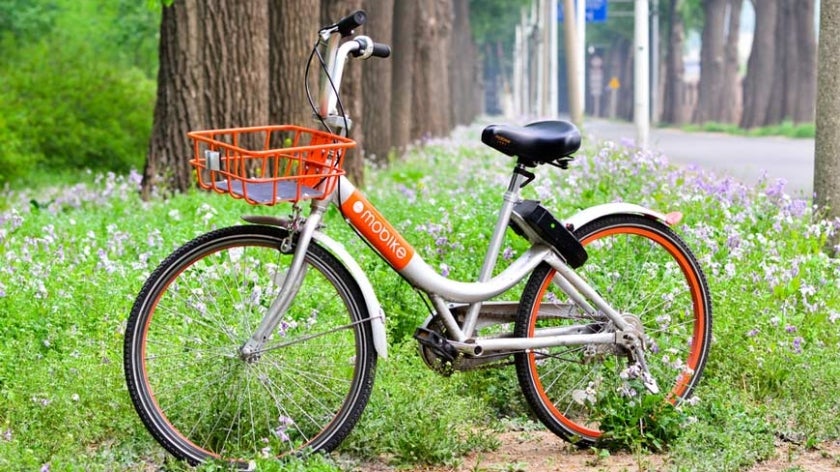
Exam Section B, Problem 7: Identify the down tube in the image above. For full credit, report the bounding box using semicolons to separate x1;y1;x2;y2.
337;178;417;270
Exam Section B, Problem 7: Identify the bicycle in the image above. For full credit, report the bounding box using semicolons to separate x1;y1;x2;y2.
124;11;711;469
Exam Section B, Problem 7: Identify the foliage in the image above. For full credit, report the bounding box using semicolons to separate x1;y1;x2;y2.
591;380;689;453
0;124;839;470
0;0;159;184
469;0;531;47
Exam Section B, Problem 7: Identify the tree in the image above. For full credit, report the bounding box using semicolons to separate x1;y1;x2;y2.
361;0;394;164
269;0;320;127
660;0;688;124
142;0;268;197
412;0;454;140
815;0;840;254
141;0;203;197
390;0;417;153
741;0;816;128
693;0;742;124
449;0;480;126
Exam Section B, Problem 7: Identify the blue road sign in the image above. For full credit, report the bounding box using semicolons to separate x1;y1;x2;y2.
558;0;608;23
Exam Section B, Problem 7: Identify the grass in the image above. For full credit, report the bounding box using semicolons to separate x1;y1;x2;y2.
679;120;815;139
1;124;839;471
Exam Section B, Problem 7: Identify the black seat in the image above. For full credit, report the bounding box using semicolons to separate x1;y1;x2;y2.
481;120;581;167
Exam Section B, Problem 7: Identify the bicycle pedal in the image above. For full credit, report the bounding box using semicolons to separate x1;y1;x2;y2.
413;327;458;362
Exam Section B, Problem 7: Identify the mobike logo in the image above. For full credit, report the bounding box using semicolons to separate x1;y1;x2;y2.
342;191;415;270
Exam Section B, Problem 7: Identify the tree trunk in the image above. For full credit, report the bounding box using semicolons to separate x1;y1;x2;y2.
815;0;840;253
322;0;365;185
411;0;453;141
142;0;203;197
269;0;320;127
742;0;815;128
661;0;686;124
201;1;269;129
390;0;416;153
693;0;740;124
789;0;817;123
449;0;477;126
142;0;269;197
721;0;742;124
361;0;394;164
740;0;777;128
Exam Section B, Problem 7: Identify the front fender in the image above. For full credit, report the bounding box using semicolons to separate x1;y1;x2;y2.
565;203;682;230
313;231;388;359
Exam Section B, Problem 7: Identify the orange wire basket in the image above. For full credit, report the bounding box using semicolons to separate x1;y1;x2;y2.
188;125;356;205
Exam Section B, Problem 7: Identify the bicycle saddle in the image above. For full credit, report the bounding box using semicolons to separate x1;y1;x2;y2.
481;120;581;167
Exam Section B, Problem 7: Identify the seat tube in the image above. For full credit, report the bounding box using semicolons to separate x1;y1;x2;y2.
461;169;527;337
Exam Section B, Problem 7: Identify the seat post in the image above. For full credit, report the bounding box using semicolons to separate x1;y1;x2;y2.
461;165;527;337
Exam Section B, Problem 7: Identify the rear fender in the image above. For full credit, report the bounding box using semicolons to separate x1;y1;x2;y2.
565;203;682;231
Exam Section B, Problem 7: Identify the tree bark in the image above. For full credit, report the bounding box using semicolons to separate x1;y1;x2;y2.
412;0;453;141
815;0;840;253
741;0;777;128
142;0;269;197
449;0;478;126
789;0;817;123
742;0;815;128
269;0;320;127
142;0;203;197
362;0;394;164
390;0;416;153
661;0;687;124
201;1;269;129
693;0;740;124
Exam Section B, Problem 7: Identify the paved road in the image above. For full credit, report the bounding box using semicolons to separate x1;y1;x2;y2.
581;118;815;198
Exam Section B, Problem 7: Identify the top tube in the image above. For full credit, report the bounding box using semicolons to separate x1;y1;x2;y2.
334;176;555;303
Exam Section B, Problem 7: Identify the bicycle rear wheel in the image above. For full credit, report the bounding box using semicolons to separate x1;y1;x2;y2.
514;214;711;446
124;225;376;467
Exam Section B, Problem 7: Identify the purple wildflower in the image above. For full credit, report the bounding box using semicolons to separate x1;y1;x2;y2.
785;325;797;334
502;246;514;260
792;337;804;354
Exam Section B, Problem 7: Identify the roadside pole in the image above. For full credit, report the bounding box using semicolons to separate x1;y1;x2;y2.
563;0;583;125
634;0;650;148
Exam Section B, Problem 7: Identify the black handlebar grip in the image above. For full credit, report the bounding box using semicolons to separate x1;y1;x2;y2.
336;10;366;36
371;42;391;58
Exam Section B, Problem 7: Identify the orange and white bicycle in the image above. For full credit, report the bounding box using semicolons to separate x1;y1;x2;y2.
124;11;711;469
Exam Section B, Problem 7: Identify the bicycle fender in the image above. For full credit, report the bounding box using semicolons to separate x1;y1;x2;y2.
313;231;389;359
565;203;682;230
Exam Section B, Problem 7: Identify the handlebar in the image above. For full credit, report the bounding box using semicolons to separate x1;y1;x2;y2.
316;10;391;128
334;10;367;37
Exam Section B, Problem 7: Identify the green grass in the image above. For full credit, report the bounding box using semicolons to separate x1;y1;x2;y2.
0;126;838;471
680;120;815;139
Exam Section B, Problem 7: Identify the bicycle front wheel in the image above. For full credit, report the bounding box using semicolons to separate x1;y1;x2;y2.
124;225;377;467
514;214;711;446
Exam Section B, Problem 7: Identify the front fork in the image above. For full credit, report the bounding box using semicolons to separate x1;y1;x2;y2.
238;201;328;361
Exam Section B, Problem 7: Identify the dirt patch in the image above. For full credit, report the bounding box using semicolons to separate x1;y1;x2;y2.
356;433;840;472
747;440;840;472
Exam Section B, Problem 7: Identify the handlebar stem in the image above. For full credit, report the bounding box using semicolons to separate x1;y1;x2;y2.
317;33;377;126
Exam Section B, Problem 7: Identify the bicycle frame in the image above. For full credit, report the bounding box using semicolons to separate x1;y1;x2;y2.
241;21;680;362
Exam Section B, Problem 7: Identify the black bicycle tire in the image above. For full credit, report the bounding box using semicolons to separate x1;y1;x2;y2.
123;224;377;467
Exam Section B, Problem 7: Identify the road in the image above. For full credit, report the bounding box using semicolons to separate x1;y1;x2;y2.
581;118;816;198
